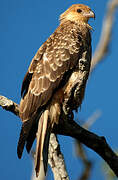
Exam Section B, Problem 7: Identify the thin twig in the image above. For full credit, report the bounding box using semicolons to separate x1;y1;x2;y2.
83;110;101;129
91;0;118;72
76;142;92;180
75;110;101;180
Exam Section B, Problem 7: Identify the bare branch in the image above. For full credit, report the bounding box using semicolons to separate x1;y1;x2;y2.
1;95;118;177
0;95;68;180
48;134;69;180
91;0;118;72
83;110;101;129
76;142;92;180
79;160;92;180
0;95;19;116
31;134;69;180
75;111;101;180
54;118;118;177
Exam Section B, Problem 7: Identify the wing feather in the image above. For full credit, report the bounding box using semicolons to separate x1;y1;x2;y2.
20;49;73;120
18;21;86;160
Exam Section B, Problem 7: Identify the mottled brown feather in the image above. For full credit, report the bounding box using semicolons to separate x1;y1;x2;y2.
17;3;94;177
19;22;84;121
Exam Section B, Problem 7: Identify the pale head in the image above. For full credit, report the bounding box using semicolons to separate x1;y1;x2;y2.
60;4;95;24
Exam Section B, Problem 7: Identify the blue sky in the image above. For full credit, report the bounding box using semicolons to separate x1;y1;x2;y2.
0;0;118;179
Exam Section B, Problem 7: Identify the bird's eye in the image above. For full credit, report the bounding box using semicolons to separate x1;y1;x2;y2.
77;9;82;13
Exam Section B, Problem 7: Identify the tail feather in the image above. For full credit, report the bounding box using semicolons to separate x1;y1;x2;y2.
35;110;50;177
43;128;50;173
17;109;43;158
17;108;52;177
35;114;44;176
17;118;33;158
26;109;44;153
26;121;38;153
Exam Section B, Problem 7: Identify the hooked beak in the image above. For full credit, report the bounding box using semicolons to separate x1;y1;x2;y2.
90;10;95;19
84;10;95;19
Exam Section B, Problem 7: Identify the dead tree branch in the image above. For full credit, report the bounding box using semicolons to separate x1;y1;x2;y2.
76;141;92;180
0;95;68;180
0;96;118;177
53;118;118;177
75;111;101;180
91;0;118;72
0;95;19;116
48;134;69;180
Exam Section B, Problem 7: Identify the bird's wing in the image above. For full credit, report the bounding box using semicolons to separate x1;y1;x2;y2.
19;25;80;121
17;22;83;159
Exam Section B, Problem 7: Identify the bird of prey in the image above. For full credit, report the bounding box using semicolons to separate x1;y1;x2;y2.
17;4;95;177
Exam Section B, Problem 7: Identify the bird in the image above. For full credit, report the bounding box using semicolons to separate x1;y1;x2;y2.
17;4;95;177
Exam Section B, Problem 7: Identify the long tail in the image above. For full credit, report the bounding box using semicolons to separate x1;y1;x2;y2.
17;101;59;177
35;109;50;177
17;109;51;176
17;117;34;159
17;111;41;159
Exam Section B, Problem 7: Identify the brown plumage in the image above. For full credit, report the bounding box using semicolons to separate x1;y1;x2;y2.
17;4;95;177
